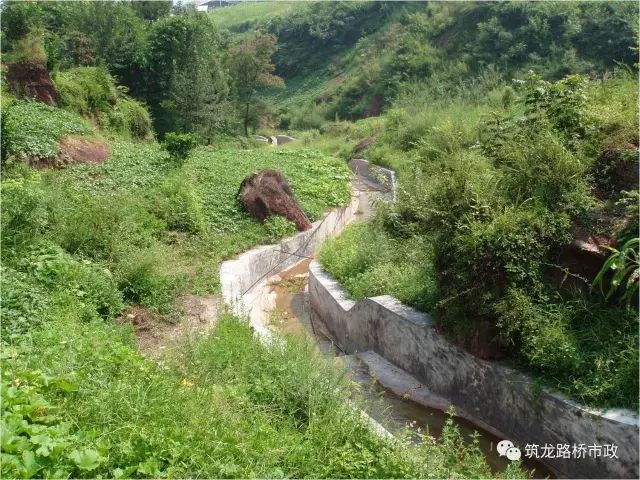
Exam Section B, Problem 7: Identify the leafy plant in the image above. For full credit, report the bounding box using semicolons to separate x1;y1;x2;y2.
593;238;639;309
163;132;199;164
2;101;91;160
264;215;297;244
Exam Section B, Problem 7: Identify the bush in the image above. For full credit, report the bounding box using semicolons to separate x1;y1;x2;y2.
12;28;47;65
113;245;174;313
163;132;199;163
0;169;49;251
1;244;123;340
53;66;117;116
151;174;206;235
54;66;154;139
101;97;153;140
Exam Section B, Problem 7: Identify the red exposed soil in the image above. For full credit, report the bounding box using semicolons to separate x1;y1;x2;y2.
58;136;111;165
27;136;111;169
545;228;617;293
238;169;312;231
5;62;59;106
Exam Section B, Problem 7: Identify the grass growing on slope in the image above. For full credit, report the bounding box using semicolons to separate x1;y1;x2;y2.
187;147;352;232
319;72;640;409
209;1;301;32
2;140;352;319
2;302;526;478
320;221;438;312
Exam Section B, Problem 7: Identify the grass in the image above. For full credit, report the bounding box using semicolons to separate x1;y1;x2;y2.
2;142;351;319
2;310;522;478
0;90;528;479
209;1;302;32
320;222;438;312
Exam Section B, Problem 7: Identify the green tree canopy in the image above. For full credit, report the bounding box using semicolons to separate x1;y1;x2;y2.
228;32;284;135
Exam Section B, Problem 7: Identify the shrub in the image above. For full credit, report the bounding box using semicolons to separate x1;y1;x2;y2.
163;132;199;163
152;174;206;235
113;245;175;313
101;97;153;140
1;244;123;340
54;67;154;139
53;66;117;116
290;103;326;130
13;28;47;65
0;169;49;252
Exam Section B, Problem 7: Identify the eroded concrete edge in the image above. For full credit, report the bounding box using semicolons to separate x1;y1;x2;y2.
308;260;640;479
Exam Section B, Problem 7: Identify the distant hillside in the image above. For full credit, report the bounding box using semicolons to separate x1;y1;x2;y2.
216;1;639;125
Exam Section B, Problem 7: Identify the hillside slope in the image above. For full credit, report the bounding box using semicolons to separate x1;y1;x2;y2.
216;1;638;126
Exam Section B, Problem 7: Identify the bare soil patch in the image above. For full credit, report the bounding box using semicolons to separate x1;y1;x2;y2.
117;295;221;358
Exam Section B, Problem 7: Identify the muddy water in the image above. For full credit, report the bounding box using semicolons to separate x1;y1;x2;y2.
268;259;554;479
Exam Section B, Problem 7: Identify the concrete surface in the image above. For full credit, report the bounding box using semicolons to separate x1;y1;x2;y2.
220;192;360;337
219;159;391;337
308;261;640;479
275;134;295;145
348;158;396;201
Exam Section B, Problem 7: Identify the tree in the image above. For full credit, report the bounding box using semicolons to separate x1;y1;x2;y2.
130;1;172;23
229;33;284;136
146;13;230;138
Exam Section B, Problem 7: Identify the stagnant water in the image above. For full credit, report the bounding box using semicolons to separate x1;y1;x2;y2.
267;259;554;478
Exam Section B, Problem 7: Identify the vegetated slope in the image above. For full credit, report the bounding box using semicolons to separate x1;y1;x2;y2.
320;70;639;410
219;1;638;127
0;66;520;479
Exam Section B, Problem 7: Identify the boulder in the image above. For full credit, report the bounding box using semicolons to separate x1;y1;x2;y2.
238;169;312;231
5;62;58;106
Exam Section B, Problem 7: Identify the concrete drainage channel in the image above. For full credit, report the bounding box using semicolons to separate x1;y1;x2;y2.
219;159;637;478
219;160;551;477
219;159;394;337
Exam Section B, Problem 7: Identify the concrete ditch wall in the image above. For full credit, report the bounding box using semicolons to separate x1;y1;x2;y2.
220;192;360;336
308;261;640;479
219;158;393;336
348;158;396;201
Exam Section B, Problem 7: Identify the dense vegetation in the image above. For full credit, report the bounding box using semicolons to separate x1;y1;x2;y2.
320;70;639;409
218;1;638;126
1;1;638;477
0;90;509;480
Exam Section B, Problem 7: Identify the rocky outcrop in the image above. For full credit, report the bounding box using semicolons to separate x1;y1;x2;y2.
238;169;312;231
5;62;59;106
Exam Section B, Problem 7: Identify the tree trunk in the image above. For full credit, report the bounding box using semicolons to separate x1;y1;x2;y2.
244;102;250;136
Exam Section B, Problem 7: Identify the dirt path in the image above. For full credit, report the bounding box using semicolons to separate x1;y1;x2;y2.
118;295;221;359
